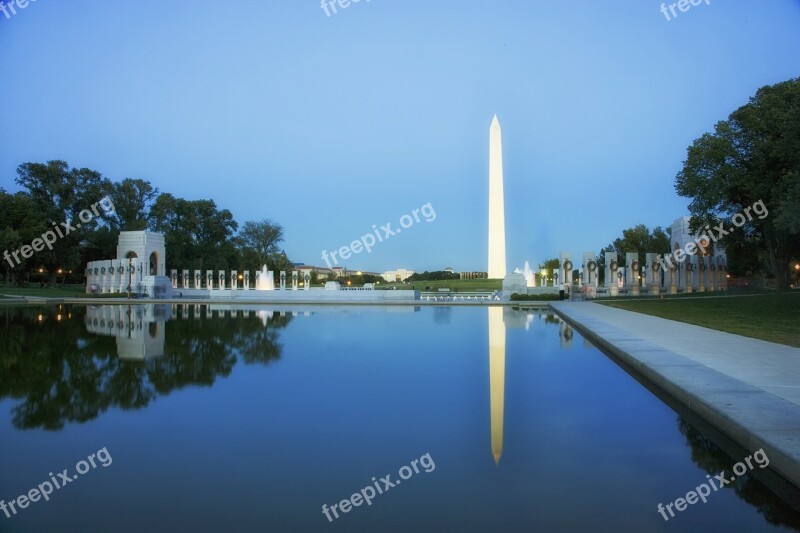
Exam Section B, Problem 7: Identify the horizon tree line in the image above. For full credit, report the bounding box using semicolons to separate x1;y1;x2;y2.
1;161;292;286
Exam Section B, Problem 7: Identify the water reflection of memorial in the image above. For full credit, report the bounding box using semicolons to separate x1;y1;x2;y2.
0;304;293;430
85;304;171;360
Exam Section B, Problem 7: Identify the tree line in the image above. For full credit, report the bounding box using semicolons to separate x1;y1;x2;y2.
1;161;292;285
591;78;799;289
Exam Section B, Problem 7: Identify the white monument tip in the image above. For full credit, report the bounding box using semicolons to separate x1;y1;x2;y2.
487;113;506;279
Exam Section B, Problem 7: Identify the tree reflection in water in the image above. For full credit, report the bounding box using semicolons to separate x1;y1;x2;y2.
679;417;800;529
0;305;292;431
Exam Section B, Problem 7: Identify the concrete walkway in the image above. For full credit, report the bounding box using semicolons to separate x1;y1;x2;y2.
550;301;800;490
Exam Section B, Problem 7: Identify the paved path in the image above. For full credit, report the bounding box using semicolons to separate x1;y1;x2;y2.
550;301;800;490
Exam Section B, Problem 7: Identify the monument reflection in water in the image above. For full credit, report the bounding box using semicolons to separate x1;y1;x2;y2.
487;306;576;465
489;306;505;465
1;304;799;531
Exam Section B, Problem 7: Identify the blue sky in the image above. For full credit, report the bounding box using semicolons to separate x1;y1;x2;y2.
1;0;799;273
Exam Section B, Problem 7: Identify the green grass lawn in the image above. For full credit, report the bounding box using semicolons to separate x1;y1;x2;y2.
0;285;131;299
603;287;771;300
599;292;800;347
379;279;502;292
0;285;87;298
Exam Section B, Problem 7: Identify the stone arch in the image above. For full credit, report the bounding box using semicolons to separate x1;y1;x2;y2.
149;252;158;276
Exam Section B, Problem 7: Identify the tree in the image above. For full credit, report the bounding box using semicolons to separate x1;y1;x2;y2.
538;258;560;271
8;161;292;279
602;224;671;267
0;227;23;285
149;194;238;270
107;178;158;231
14;161;112;284
406;271;460;282
675;78;800;289
269;251;294;274
238;219;285;270
0;190;45;284
537;258;560;285
340;274;383;286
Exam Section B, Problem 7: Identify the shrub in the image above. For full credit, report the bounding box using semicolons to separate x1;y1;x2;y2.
509;293;560;301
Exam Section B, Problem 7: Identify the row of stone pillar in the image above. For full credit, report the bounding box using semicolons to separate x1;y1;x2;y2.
86;260;146;293
169;270;312;290
602;252;727;295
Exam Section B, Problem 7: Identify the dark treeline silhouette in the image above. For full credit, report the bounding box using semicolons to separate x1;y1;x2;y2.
1;161;293;286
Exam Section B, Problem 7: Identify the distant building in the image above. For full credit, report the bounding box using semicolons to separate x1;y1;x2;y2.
302;266;381;281
357;271;383;278
460;271;488;280
298;265;332;280
382;268;415;282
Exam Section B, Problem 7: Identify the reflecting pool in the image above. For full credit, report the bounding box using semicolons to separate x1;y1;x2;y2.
0;304;798;532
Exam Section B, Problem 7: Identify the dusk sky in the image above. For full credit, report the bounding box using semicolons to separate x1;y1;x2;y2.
1;0;799;273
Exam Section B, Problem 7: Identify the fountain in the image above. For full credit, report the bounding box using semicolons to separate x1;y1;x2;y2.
255;265;275;291
523;261;536;287
513;261;537;288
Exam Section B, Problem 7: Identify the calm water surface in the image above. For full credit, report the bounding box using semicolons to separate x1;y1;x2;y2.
0;304;798;532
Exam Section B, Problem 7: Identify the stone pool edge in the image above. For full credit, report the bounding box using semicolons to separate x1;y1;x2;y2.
548;301;800;492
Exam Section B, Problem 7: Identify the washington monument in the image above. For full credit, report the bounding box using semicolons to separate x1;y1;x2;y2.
488;115;507;279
